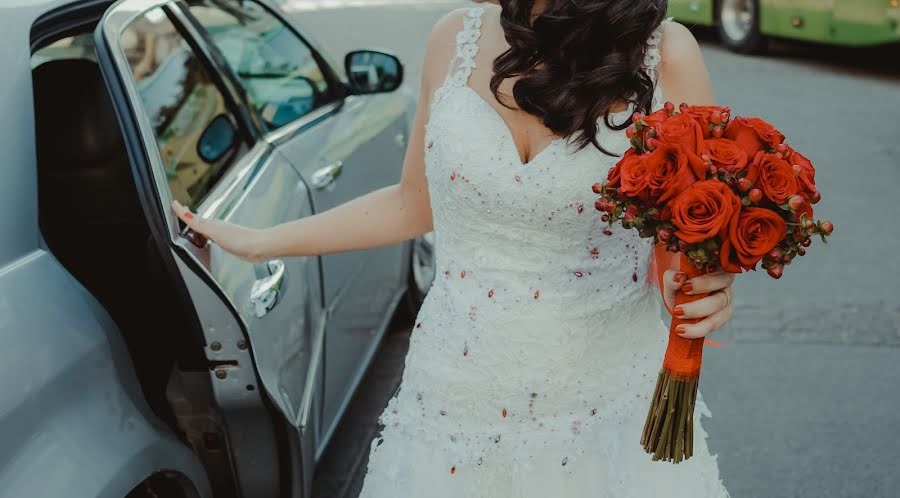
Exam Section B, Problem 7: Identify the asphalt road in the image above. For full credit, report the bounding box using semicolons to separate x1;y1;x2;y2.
279;2;900;497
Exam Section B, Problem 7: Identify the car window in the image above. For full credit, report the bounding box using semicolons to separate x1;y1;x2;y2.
185;0;335;131
121;7;249;209
32;32;97;69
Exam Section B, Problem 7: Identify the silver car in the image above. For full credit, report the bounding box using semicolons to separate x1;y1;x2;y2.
1;0;435;496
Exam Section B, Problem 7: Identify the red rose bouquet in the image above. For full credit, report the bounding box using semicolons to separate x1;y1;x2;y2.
593;103;833;463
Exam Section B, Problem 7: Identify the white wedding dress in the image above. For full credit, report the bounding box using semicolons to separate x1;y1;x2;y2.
358;7;729;497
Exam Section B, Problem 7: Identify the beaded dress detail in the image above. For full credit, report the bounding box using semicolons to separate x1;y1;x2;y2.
358;7;729;497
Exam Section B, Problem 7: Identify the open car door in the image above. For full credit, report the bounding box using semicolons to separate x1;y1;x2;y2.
94;1;326;495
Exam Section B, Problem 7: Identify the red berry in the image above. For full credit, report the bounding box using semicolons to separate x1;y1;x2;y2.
820;221;834;234
737;178;752;192
632;112;644;123
768;248;782;260
623;212;636;223
798;247;807;256
767;265;784;279
809;190;822;204
801;238;812;247
711;110;723;124
694;257;703;266
709;165;718;175
626;126;636;139
749;189;763;203
665;102;675;113
781;254;791;264
502;408;508;417
594;198;606;212
601;214;610;222
592;182;604;194
678;240;689;252
712;127;724;138
657;228;672;243
776;143;789;154
788;195;806;211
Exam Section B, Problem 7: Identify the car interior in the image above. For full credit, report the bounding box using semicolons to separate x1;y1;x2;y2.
31;29;202;431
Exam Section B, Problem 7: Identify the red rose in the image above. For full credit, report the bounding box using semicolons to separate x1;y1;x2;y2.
669;180;742;244
746;152;800;204
607;148;640;189
644;144;706;205
655;113;705;155
684;105;730;138
720;207;788;272
703;138;749;175
635;108;672;145
641;108;671;128
724;117;785;158
618;151;651;201
785;146;816;195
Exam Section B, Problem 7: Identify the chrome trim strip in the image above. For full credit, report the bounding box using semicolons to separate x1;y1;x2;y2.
196;142;270;219
263;101;341;146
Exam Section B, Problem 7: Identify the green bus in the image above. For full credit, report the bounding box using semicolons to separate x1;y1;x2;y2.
668;0;900;52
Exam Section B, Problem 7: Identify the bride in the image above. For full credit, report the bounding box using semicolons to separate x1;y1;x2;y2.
174;0;733;495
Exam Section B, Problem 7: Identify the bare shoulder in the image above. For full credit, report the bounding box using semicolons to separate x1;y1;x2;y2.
659;21;704;70
658;21;715;106
429;7;470;42
419;8;469;88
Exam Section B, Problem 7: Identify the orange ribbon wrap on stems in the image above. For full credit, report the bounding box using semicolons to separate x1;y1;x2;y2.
663;256;707;380
641;252;709;463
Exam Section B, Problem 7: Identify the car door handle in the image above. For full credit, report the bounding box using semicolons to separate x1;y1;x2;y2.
310;161;343;190
250;259;285;318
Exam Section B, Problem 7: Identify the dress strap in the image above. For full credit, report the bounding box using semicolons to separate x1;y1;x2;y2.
432;6;486;106
645;17;673;109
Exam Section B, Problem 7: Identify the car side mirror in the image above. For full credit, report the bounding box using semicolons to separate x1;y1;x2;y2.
197;114;237;163
344;50;403;95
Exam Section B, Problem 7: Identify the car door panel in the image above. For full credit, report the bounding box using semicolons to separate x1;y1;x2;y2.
274;90;409;441
183;0;410;442
181;145;324;429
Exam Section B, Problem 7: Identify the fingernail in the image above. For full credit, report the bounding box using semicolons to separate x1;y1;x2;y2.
674;306;684;317
676;325;686;335
674;272;687;283
682;283;694;293
184;212;194;220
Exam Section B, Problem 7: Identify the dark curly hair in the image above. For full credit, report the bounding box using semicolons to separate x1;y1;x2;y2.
491;0;668;155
